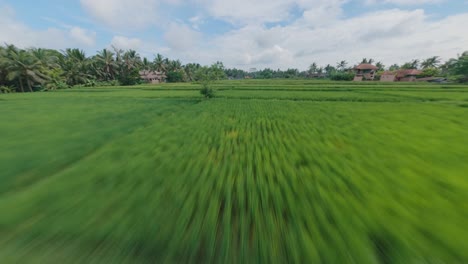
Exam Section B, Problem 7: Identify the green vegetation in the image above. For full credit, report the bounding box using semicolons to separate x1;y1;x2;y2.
1;80;468;263
1;44;468;94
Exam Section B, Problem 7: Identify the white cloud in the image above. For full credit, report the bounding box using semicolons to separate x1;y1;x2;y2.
80;0;160;29
198;0;294;24
80;0;181;30
195;0;348;25
365;0;444;5
110;36;143;50
0;5;96;49
163;23;202;51
69;27;96;46
185;8;468;69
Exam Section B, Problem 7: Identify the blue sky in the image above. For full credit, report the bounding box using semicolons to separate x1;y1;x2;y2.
1;0;467;69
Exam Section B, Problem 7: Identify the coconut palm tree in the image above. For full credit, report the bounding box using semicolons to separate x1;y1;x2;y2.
184;63;200;82
401;59;420;69
375;62;385;71
1;45;47;92
141;57;152;71
60;48;90;86
421;56;441;69
308;62;318;76
167;59;182;72
447;51;468;82
336;60;348;72
30;48;59;69
153;53;167;73
95;48;116;81
122;50;141;70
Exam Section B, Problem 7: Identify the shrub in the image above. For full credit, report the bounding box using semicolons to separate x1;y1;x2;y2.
330;72;354;81
166;71;185;83
0;85;14;93
200;86;215;98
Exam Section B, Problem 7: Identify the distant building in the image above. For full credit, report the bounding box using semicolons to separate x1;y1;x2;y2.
139;70;166;84
380;72;397;82
380;69;423;82
353;64;379;81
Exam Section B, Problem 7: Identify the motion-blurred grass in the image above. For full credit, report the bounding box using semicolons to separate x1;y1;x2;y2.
1;80;468;263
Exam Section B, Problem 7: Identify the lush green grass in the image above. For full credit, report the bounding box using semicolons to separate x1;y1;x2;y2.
1;80;468;263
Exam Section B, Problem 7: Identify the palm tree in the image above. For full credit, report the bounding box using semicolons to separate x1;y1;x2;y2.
324;64;336;75
447;51;468;81
308;62;318;76
30;48;59;69
1;45;47;92
317;67;324;75
167;59;182;72
0;46;7;85
95;49;116;81
375;62;385;71
60;48;90;86
389;64;400;71
401;59;420;69
122;50;141;70
153;53;167;74
336;60;348;72
141;57;152;71
421;56;441;69
184;63;200;82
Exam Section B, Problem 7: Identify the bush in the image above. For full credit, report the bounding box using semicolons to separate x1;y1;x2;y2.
0;85;14;93
200;86;215;98
118;69;141;86
166;71;185;83
330;72;354;81
448;75;468;83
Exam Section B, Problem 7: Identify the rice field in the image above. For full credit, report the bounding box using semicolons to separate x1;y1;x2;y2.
1;80;468;263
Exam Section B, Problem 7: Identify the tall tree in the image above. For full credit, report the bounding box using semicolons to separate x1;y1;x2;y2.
95;48;116;81
375;62;385;71
421;56;441;69
308;62;319;77
401;59;420;69
336;61;348;71
184;63;201;82
0;45;47;92
389;64;400;71
153;53;167;73
141;57;152;71
60;48;90;86
448;51;468;82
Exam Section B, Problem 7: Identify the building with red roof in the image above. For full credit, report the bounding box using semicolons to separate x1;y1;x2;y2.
353;63;379;81
381;69;423;82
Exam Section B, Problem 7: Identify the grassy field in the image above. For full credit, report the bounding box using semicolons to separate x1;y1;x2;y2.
1;80;468;263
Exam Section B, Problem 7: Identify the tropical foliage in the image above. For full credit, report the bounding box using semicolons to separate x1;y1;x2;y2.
1;44;468;93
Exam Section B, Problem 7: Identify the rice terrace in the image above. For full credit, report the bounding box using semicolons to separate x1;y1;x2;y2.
1;80;468;263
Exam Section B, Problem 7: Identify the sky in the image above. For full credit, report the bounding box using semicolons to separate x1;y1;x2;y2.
1;0;467;70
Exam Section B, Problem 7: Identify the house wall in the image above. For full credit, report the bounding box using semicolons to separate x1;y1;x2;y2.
363;72;375;80
381;75;396;82
353;76;363;82
400;76;417;82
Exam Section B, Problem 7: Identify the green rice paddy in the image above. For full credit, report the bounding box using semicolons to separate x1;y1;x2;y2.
1;80;467;263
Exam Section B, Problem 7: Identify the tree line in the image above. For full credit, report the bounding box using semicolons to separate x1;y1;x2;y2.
0;44;226;93
1;44;467;93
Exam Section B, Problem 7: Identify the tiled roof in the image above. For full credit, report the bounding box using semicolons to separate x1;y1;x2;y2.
354;63;379;70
